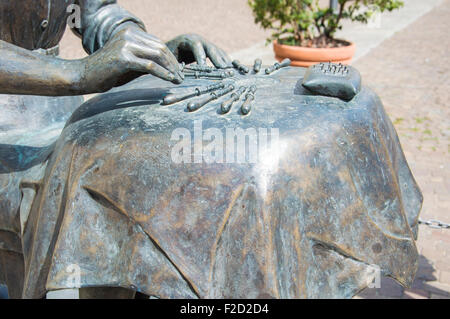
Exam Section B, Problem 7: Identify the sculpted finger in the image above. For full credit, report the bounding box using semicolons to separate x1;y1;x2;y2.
159;46;184;78
218;47;232;67
133;57;183;84
205;45;228;69
129;44;182;81
132;32;182;75
187;41;207;66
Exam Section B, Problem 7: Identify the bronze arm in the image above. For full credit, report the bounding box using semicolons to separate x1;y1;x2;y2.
0;40;84;96
73;0;146;54
0;0;183;96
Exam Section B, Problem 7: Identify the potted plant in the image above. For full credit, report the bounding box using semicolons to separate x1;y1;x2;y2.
248;0;404;66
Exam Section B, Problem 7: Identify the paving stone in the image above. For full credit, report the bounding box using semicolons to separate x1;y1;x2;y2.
421;246;446;264
439;271;450;285
403;289;429;299
356;288;394;299
357;287;378;299
430;294;449;299
377;277;404;298
423;281;450;297
435;260;450;272
411;278;430;291
415;267;439;282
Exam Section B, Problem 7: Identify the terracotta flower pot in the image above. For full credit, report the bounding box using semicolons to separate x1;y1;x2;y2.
273;40;356;67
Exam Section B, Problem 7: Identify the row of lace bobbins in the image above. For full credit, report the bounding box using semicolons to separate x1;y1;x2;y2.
220;86;248;114
232;60;250;74
182;63;216;73
240;85;257;115
183;69;235;79
265;58;291;75
162;82;225;105
187;84;235;112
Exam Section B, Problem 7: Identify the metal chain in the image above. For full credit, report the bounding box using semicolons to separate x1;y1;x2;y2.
418;218;450;230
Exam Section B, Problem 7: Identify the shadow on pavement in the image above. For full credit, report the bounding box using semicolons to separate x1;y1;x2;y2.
358;255;449;299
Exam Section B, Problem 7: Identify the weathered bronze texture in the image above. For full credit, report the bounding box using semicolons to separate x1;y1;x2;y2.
166;34;231;69
183;64;216;73
265;58;292;75
253;59;262;73
0;93;83;299
163;83;226;105
184;71;231;79
0;0;422;300
0;66;422;298
187;84;235;112
225;69;236;77
0;1;231;95
232;60;250;74
221;86;247;114
0;0;232;299
0;250;24;299
182;63;235;78
241;85;257;115
302;62;361;101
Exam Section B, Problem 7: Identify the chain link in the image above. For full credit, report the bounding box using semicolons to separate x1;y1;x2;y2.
418;218;450;230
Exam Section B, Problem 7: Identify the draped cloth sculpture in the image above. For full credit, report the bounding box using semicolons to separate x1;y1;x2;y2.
0;0;229;298
1;66;422;298
0;0;146;298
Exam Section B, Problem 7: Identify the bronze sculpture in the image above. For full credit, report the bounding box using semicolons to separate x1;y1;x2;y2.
265;58;292;75
0;1;422;299
253;59;263;73
232;60;250;74
302;62;361;101
163;83;226;106
0;0;231;96
2;65;423;299
240;85;257;115
221;86;248;114
0;0;230;298
187;84;235;112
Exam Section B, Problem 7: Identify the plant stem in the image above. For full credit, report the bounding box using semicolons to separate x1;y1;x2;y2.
332;0;347;37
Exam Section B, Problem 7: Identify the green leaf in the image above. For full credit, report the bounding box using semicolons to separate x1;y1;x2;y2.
248;0;403;43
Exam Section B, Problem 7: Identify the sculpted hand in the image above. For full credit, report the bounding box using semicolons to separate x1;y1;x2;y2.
82;23;184;92
166;34;232;69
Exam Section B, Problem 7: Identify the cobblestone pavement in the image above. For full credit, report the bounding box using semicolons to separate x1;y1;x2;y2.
354;0;450;299
57;0;449;299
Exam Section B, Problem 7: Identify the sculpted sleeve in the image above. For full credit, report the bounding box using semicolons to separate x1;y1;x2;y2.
73;0;146;54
